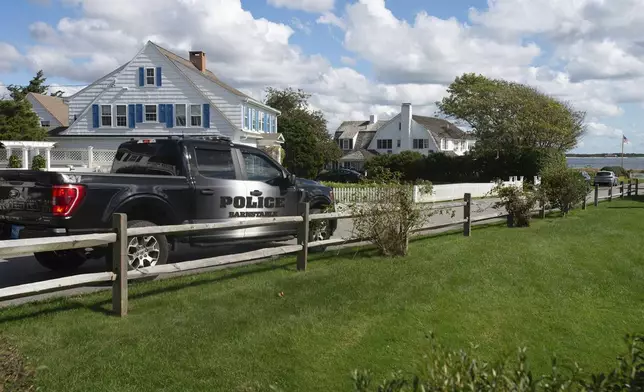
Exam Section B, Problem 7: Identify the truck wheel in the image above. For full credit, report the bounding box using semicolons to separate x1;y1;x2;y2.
309;208;332;253
105;220;169;273
34;250;87;272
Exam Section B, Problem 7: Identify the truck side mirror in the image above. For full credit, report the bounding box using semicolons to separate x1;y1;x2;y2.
288;173;296;185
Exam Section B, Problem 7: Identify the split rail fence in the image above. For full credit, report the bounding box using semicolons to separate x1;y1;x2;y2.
0;179;639;316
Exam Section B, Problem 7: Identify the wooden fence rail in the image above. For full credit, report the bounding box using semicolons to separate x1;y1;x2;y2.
0;184;640;315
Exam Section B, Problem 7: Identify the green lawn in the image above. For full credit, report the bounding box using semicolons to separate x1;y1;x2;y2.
2;199;644;391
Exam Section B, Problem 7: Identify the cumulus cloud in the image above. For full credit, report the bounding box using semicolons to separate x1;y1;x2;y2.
0;43;22;72
267;0;334;13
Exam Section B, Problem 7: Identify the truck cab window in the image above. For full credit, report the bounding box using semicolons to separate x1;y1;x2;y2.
195;148;236;180
242;151;282;183
111;142;180;176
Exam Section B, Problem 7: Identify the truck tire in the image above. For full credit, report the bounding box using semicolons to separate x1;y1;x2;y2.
34;250;87;272
105;220;169;274
309;208;333;253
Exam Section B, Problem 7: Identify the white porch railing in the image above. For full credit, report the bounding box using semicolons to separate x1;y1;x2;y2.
0;146;116;172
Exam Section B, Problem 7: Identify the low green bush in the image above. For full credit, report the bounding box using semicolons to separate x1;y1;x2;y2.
8;155;21;169
493;184;538;227
353;333;644;392
31;155;46;171
541;156;589;215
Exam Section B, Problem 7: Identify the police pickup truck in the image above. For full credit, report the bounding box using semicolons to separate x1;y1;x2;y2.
0;136;336;271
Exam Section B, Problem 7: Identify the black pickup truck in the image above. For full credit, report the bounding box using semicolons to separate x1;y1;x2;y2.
0;136;336;271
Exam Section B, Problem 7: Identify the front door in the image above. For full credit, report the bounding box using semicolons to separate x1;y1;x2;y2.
238;148;299;239
191;144;246;242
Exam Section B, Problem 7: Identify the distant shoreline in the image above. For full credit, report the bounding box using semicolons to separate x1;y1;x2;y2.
567;154;644;158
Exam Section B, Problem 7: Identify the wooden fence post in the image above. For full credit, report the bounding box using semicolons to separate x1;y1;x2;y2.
594;184;599;207
637;179;640;196
609;186;613;202
463;193;471;237
628;180;632;197
296;202;309;271
111;213;128;317
620;181;624;198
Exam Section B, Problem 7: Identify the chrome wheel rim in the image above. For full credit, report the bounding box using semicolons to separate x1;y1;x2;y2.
127;236;160;268
311;220;330;242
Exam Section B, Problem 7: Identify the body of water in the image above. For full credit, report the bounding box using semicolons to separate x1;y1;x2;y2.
567;157;644;170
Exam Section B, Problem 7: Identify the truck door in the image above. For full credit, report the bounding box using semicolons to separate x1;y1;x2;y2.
238;148;300;239
190;144;246;242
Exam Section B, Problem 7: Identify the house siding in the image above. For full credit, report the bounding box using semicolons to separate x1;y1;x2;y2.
63;43;237;140
26;96;62;130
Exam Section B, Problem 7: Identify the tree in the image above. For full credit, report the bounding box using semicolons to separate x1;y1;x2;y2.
6;70;62;100
265;87;341;178
0;99;48;141
437;73;586;154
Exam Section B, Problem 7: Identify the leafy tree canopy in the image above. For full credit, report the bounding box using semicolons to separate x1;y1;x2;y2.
437;73;586;154
0;99;48;141
7;70;63;101
265;87;341;178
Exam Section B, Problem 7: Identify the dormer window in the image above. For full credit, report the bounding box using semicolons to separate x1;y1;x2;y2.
339;139;353;150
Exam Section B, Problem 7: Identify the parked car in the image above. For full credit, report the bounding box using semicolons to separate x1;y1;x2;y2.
0;136;337;271
593;170;619;186
316;168;364;183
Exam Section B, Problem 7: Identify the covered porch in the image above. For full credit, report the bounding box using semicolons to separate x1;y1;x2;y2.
0;141;57;170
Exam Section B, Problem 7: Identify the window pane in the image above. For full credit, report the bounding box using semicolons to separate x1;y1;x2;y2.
116;105;126;115
101;106;111;115
195;148;235;179
146;68;155;77
191;116;202;126
190;105;201;115
116;117;127;127
175;104;186;126
111;142;180;176
145;105;157;122
242;151;282;183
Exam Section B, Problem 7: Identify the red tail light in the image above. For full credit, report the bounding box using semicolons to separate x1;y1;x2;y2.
52;185;86;217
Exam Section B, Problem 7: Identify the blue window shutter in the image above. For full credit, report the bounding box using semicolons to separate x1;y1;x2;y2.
156;67;162;86
253;109;258;130
159;104;166;123
128;104;135;128
166;104;174;128
92;104;99;128
262;113;266;131
203;103;210;128
138;67;144;86
135;104;143;123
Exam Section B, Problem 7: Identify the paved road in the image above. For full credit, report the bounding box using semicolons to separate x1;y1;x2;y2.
0;186;621;307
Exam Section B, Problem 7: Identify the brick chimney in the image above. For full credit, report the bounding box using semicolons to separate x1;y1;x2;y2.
189;50;206;72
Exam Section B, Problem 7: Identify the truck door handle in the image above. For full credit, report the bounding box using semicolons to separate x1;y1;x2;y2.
200;189;215;195
250;190;263;196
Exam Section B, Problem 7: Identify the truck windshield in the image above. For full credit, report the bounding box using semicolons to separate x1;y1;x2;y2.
111;142;182;176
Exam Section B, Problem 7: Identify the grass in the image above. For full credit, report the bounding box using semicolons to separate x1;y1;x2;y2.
2;199;644;391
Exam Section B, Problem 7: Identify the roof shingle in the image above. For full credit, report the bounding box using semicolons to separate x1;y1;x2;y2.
27;93;69;126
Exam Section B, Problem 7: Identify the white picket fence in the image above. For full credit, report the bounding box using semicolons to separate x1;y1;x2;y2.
0;147;116;172
332;176;538;204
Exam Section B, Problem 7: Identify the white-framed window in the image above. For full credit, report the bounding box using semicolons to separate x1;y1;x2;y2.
377;139;392;149
115;105;127;127
339;139;353;150
243;106;250;129
145;67;156;86
190;104;202;127
251;108;257;130
175;104;187;126
101;105;112;127
413;139;429;149
397;139;401;148
440;138;446;150
272;116;277;133
144;104;157;122
398;122;401;130
259;111;265;131
41;120;50;127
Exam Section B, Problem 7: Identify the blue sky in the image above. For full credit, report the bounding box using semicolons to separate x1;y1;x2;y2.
1;0;643;153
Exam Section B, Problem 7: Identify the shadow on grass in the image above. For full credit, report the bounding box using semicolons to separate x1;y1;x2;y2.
0;260;297;323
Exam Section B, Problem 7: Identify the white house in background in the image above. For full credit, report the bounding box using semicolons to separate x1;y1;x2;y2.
26;92;69;133
51;40;283;158
333;103;476;170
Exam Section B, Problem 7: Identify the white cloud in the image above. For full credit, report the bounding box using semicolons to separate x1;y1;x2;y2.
0;43;22;72
267;0;334;13
290;17;312;35
316;11;346;30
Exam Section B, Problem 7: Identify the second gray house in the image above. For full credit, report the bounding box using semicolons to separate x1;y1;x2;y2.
333;103;476;171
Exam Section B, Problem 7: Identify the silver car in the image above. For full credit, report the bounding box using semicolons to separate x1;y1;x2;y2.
593;171;619;186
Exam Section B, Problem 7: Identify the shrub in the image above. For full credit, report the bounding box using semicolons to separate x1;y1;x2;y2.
493;184;538;227
349;182;433;256
8;155;21;169
601;166;629;177
31;155;46;171
541;157;589;215
352;333;644;392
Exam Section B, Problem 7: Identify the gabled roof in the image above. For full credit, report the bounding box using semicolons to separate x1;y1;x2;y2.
412;115;472;140
27;92;69;126
339;148;378;161
334;119;390;140
150;42;279;114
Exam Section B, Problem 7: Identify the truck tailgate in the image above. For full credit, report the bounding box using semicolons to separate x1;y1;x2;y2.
0;170;67;225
